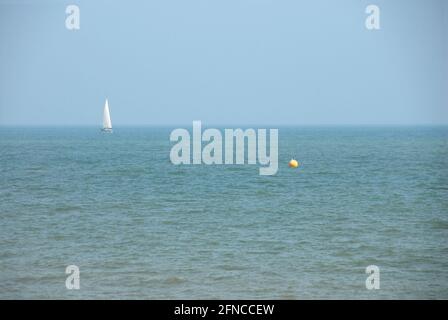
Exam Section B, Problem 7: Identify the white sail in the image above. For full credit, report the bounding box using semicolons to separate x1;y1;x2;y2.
103;99;112;130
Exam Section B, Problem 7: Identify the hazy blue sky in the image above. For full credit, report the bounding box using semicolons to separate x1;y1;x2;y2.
0;0;447;125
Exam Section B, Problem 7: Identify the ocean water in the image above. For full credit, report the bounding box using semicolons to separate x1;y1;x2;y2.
0;126;447;299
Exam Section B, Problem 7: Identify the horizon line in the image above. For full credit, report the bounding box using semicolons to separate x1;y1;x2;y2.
1;123;448;127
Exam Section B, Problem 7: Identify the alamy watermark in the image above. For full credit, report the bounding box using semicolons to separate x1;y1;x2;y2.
169;121;278;176
365;265;380;290
365;5;380;30
65;4;380;32
65;265;80;290
63;264;380;292
65;5;80;30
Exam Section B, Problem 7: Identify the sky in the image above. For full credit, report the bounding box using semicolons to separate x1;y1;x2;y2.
0;0;447;126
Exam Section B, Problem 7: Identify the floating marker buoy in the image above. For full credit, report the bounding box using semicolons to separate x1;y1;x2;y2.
289;159;299;168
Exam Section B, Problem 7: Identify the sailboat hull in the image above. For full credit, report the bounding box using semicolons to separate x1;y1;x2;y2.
101;128;113;133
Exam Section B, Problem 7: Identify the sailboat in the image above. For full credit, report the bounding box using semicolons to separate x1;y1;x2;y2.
102;99;113;132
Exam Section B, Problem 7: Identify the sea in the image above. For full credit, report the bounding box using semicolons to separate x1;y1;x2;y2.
0;126;447;299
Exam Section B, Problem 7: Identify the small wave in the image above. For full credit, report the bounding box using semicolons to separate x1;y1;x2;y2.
164;276;186;285
431;220;448;230
279;293;298;299
54;205;82;213
217;264;247;271
428;186;448;191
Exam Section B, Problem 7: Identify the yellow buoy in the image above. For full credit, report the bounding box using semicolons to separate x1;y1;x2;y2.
289;159;299;168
